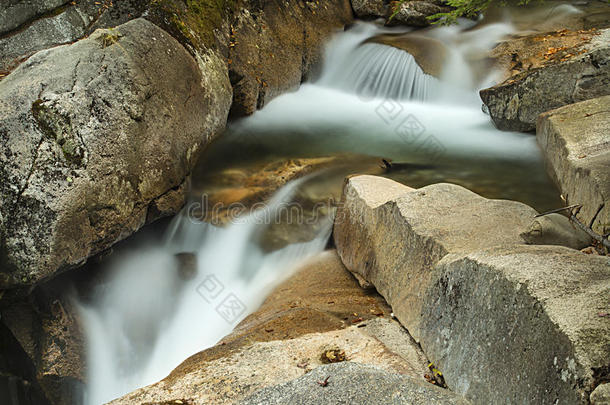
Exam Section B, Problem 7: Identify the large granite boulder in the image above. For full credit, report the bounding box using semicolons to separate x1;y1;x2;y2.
0;18;232;291
421;245;610;404
480;28;610;131
333;175;537;341
240;362;469;405
333;174;610;403
110;251;439;404
537;95;610;237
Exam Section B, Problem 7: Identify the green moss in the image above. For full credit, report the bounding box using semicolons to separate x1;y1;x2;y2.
149;0;240;50
100;28;121;48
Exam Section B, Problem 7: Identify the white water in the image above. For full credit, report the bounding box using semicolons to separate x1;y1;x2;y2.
80;18;544;405
230;22;539;163
79;178;332;404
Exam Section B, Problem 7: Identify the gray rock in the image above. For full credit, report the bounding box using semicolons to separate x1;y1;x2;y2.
480;29;610;132
0;0;67;35
239;362;469;404
420;245;610;404
333;175;537;341
351;0;387;19
591;383;610;405
386;0;451;27
0;18;232;290
537;95;610;236
334;175;610;403
0;0;148;74
520;213;593;249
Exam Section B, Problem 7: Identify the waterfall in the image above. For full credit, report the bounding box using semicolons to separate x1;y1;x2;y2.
321;42;436;101
79;178;332;404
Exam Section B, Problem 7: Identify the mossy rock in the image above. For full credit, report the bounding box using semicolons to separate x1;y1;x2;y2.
148;0;240;51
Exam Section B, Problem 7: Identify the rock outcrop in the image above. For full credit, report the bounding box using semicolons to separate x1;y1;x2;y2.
480;28;610;131
333;174;610;403
240;362;469;405
227;0;353;116
520;213;593;250
1;290;84;405
0;18;232;291
110;250;450;404
537;95;610;237
421;245;610;404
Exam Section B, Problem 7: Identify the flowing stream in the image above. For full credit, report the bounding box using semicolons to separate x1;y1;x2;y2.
79;17;562;405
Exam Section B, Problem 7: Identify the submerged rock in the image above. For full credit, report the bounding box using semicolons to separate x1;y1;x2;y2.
537;95;610;237
0;18;232;291
240;362;469;405
480;28;610;131
369;33;448;77
110;250;441;404
333;174;610;403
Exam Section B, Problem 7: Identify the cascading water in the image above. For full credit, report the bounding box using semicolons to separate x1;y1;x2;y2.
79;178;332;405
80;18;557;404
228;21;539;164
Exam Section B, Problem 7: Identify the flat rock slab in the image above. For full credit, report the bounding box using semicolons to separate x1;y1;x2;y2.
334;175;537;341
480;28;610;132
421;245;610;404
240;362;469;405
110;251;436;404
537;95;610;236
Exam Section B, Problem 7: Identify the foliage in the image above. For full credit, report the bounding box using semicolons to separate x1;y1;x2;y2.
391;0;535;25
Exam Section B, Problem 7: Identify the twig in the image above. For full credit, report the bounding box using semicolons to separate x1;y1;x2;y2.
535;204;609;249
568;213;610;249
535;204;582;218
317;376;330;387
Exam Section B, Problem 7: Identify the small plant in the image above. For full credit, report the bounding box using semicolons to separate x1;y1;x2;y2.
101;28;121;48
